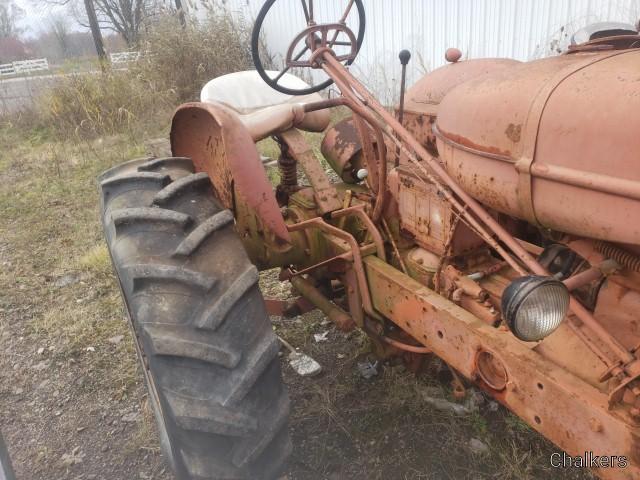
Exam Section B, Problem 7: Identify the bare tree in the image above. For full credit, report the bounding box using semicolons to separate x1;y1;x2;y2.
69;0;178;48
0;0;24;38
92;0;154;46
84;0;107;63
50;15;70;57
174;0;185;28
35;0;107;63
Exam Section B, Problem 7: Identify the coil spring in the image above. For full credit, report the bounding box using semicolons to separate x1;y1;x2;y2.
278;154;297;186
595;241;640;273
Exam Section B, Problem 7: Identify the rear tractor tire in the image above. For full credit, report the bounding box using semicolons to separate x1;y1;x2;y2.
99;156;291;480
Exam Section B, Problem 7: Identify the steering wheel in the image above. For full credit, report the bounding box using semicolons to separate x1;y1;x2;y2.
251;0;366;96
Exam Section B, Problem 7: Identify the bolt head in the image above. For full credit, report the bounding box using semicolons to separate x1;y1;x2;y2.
588;418;603;433
445;48;462;63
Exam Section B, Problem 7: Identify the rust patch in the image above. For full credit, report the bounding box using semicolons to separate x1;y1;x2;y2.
170;102;290;242
436;125;513;159
321;118;365;183
332;118;361;153
505;123;522;143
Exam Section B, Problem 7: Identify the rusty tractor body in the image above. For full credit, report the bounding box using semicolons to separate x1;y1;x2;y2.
172;11;640;478
104;2;640;478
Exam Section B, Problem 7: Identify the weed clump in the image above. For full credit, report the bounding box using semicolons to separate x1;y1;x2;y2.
134;9;257;102
42;70;175;138
8;6;261;141
78;243;113;280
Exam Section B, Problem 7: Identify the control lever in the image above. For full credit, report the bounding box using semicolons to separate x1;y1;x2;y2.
398;49;412;125
396;49;412;166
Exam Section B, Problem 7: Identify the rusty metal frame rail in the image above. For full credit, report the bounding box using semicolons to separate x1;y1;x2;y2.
364;255;639;480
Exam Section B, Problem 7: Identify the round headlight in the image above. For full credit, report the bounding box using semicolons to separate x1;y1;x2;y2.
501;276;570;342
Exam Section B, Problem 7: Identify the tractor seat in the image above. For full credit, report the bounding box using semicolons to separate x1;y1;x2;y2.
200;70;331;142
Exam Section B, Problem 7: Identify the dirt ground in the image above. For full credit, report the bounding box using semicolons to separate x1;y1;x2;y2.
0;131;594;480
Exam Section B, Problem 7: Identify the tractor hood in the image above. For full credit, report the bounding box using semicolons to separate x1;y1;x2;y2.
432;48;640;246
403;57;521;116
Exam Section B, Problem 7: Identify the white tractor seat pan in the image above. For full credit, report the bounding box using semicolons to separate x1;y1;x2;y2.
200;70;331;142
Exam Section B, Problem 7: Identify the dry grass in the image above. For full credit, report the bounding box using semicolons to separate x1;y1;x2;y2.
2;6;257;142
78;243;114;280
133;9;257;102
42;71;175;138
126;397;163;454
1;138;145;418
0;129;145;374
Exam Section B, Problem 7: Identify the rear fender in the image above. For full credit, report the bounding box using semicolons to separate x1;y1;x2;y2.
170;102;290;243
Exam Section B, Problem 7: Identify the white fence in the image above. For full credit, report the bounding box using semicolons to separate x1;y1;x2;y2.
1;52;140;76
0;58;49;77
110;51;141;64
0;64;14;76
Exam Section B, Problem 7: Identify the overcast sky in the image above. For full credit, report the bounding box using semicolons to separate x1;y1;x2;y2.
15;0;83;38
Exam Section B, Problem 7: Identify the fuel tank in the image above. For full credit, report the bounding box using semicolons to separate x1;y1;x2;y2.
431;48;640;246
399;58;520;156
404;57;521;116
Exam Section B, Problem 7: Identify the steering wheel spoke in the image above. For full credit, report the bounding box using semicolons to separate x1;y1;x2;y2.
272;67;290;84
286;23;358;68
251;0;365;95
272;44;310;85
300;0;310;23
295;44;310;60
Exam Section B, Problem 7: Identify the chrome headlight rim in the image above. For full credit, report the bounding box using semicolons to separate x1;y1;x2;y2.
501;275;569;342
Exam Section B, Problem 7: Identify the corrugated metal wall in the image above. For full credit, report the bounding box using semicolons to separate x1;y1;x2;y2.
217;0;640;100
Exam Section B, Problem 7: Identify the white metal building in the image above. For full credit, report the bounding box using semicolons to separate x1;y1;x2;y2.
217;0;640;100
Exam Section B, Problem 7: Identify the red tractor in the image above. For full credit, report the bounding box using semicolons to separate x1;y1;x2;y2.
99;1;640;478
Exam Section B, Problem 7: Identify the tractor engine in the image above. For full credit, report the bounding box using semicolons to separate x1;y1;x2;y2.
396;40;640;397
321;33;640;404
